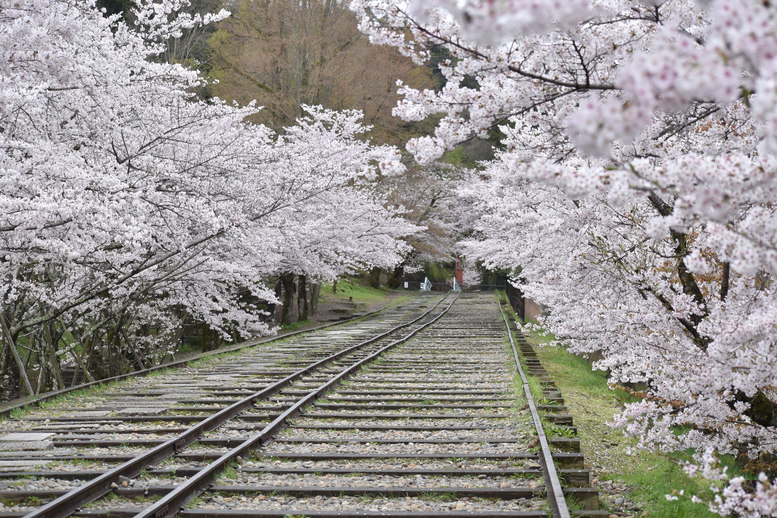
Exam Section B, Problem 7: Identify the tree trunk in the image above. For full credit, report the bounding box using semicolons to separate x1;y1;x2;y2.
71;346;94;385
35;350;45;395
368;267;381;288
82;330;102;381
0;341;20;401
201;324;220;352
0;315;33;396
298;275;309;321
310;283;321;316
720;261;730;301
387;265;403;288
106;326;122;377
647;193;710;351
270;278;283;322
107;316;128;375
43;323;64;391
280;273;296;325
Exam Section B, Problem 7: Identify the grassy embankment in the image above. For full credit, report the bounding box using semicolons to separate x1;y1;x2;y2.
319;278;395;306
499;294;718;518
280;278;397;331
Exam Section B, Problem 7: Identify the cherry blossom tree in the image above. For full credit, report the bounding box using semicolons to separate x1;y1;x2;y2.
351;0;777;514
376;160;472;279
0;0;416;397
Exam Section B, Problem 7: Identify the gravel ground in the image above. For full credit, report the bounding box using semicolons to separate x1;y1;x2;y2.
55;432;179;441
71;446;166;457
134;476;190;488
320;394;512;402
194;494;549;513
276;430;529;441
0;502;39;512
202;428;254;440
189;295;550;514
31;423;184;432
222;472;544;489
306;407;521;417
149;460;210;471
25;461;118;472
329;383;513;390
289;417;526;427
0;477;89;491
243;458;539;470
261;441;528;455
353;375;511;383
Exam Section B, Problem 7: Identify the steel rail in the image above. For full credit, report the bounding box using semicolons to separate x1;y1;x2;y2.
498;299;571;518
22;295;449;518
136;291;461;518
0;301;399;419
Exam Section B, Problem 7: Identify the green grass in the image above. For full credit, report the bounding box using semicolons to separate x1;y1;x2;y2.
525;373;546;404
510;472;537;480
443;146;475;167
544;423;577;439
418;491;457;502
176;341;201;355
281;319;314;331
218;462;239;481
0;495;43;506
516;316;719;517
496;291;719;516
319;279;393;306
523;328;632;401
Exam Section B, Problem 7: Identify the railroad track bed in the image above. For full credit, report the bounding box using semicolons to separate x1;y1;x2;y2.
0;295;449;515
0;293;608;517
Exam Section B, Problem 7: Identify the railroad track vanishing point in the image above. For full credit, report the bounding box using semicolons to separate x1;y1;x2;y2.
0;292;607;517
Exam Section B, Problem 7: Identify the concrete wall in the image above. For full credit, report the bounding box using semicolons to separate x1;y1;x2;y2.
524;298;545;322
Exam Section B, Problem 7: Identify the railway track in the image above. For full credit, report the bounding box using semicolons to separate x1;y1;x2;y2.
0;292;607;517
0;300;397;421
